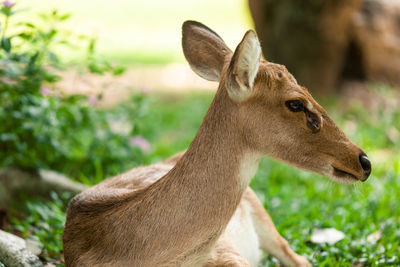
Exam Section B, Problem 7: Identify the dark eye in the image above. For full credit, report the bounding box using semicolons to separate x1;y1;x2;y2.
285;100;304;112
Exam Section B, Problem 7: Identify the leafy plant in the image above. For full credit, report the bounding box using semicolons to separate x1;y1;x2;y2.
0;2;147;182
9;192;69;261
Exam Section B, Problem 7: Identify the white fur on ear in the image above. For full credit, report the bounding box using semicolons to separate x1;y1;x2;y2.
236;31;261;89
227;30;261;102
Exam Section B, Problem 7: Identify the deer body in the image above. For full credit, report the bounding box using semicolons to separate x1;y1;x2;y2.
64;90;267;266
64;152;299;266
63;21;371;266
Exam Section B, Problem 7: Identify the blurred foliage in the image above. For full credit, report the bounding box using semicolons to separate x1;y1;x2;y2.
19;0;252;66
0;4;147;182
8;192;70;262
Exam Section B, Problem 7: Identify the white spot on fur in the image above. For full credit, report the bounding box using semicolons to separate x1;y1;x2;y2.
211;152;261;265
326;174;357;185
224;202;262;267
324;166;358;185
238;152;261;189
306;101;314;111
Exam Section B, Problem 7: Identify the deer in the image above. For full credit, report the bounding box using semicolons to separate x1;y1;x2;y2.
63;21;372;267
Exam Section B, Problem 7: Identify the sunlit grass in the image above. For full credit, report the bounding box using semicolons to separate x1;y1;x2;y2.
18;0;253;65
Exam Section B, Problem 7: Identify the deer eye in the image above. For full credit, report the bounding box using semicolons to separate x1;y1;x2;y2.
285;100;304;112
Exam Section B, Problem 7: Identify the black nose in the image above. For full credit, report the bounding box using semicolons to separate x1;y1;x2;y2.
359;153;371;181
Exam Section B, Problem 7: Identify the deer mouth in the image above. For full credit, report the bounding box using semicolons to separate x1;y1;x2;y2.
332;166;359;183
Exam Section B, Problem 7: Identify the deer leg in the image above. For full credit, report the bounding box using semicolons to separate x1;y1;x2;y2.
204;237;250;267
244;189;311;267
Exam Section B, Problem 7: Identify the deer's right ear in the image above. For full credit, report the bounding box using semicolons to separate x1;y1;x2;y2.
225;30;261;102
182;21;231;81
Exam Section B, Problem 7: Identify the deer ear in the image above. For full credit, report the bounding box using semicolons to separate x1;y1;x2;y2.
182;21;231;81
226;30;261;102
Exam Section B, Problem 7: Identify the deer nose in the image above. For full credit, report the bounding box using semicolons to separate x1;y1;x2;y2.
359;153;371;181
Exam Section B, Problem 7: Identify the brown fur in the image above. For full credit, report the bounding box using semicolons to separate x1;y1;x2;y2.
63;21;369;266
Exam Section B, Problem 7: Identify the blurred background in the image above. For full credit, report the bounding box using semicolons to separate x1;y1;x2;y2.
0;0;399;266
20;0;252;64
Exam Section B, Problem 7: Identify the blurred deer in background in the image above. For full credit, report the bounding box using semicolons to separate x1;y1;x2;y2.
63;21;371;267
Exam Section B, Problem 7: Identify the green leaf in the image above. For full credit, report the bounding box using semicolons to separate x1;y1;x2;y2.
25;51;39;74
46;29;57;41
22;22;36;28
1;37;11;52
43;72;61;83
112;66;126;76
59;13;71;21
16;32;33;40
0;133;16;141
87;38;96;55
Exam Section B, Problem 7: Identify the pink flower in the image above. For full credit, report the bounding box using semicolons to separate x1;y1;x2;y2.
140;86;151;94
129;136;151;153
1;77;14;85
87;95;98;106
2;1;14;7
40;87;52;96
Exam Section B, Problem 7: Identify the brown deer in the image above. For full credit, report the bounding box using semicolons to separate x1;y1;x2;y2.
63;21;371;267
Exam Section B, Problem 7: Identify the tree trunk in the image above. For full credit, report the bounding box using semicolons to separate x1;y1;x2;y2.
351;0;400;85
249;0;400;92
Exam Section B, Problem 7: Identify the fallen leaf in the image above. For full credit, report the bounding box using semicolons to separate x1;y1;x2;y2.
366;230;382;243
310;228;345;245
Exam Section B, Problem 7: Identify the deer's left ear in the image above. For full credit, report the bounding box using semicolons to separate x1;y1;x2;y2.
226;30;261;102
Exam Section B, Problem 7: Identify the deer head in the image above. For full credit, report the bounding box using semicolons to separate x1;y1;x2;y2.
182;21;371;184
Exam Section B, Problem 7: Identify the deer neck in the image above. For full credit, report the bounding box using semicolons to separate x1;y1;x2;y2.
161;87;261;241
176;87;259;191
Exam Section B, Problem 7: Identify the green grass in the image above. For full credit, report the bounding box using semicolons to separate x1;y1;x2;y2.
9;84;400;266
140;92;214;162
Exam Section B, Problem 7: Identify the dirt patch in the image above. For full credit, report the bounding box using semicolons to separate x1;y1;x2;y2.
57;64;216;107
